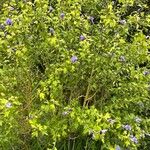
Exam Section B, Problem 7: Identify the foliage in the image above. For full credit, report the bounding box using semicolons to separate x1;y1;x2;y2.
0;0;150;149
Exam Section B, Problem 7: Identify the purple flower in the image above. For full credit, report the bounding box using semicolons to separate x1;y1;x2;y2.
60;13;65;19
89;16;94;24
6;18;12;25
80;35;86;41
130;135;138;144
100;129;107;134
116;145;121;150
123;124;132;131
49;28;54;35
49;6;53;12
135;117;142;123
71;56;78;63
6;102;12;108
119;56;126;62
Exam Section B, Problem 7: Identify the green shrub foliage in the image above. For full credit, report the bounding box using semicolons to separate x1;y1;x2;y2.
0;0;150;149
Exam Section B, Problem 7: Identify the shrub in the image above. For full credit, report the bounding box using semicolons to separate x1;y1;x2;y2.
0;0;150;149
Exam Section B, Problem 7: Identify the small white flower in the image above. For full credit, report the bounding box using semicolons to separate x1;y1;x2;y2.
49;6;53;12
6;102;12;108
135;117;142;123
62;111;69;116
146;36;150;39
10;6;15;11
100;129;107;134
108;118;116;124
119;20;126;25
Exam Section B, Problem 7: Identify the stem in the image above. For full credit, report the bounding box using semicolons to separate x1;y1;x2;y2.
72;139;75;150
68;137;70;150
83;67;94;107
85;138;89;150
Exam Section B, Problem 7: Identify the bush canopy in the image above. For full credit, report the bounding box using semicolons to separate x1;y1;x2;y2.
0;0;150;149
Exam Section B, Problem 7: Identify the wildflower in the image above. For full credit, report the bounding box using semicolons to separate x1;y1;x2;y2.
137;8;142;13
49;28;54;35
62;111;69;116
108;118;115;124
0;24;5;30
60;13;65;19
119;56;126;62
6;18;12;25
146;36;150;39
71;56;78;63
89;16;94;24
130;135;138;144
80;35;86;41
119;19;126;25
116;145;121;150
49;6;53;12
9;6;15;11
135;117;142;123
123;124;131;131
100;129;107;134
6;102;12;108
143;71;149;76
